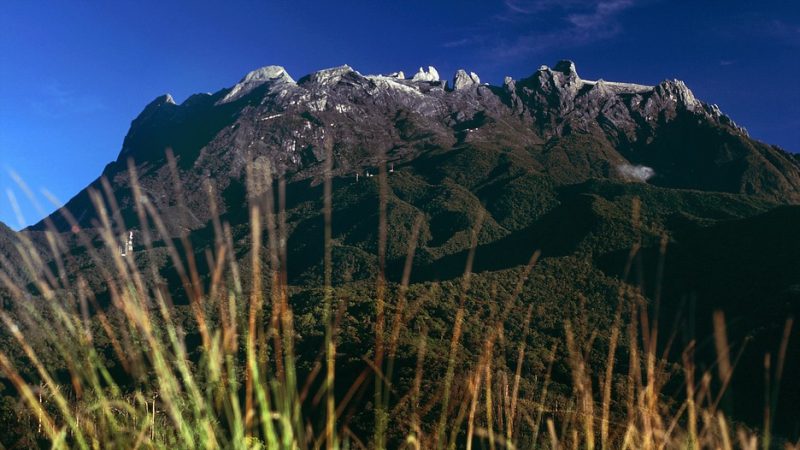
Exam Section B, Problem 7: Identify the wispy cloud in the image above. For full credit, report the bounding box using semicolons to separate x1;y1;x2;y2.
442;37;476;48
759;19;800;46
566;0;634;32
617;163;655;182
445;0;647;61
500;0;592;17
506;0;639;55
30;81;106;118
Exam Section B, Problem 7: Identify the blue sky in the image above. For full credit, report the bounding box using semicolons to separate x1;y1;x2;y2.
1;0;798;229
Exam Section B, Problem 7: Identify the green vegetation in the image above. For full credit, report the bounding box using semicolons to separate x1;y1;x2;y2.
0;153;797;449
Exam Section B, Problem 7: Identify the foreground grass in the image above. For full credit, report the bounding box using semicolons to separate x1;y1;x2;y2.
0;156;796;449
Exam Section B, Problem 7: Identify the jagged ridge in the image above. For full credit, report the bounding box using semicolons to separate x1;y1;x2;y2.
30;60;800;235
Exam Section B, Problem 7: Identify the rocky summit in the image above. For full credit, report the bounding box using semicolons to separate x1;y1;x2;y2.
33;60;800;236
452;69;481;90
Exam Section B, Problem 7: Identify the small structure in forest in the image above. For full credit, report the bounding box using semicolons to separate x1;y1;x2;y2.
120;231;134;257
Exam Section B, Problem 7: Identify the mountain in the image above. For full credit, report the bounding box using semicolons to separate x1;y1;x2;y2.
5;61;800;441
30;60;800;237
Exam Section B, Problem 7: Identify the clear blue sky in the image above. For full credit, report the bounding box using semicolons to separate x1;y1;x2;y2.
1;0;798;229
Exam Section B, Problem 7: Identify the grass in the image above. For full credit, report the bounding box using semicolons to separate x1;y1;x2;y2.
0;154;797;449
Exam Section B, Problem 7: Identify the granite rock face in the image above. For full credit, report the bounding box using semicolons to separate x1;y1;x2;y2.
31;60;800;235
453;69;480;90
411;66;440;82
218;65;294;104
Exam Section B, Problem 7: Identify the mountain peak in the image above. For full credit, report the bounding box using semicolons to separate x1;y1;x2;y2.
655;79;698;108
131;93;176;123
243;65;293;83
148;93;176;107
300;65;360;87
553;60;579;78
412;66;440;82
218;65;294;104
453;69;481;90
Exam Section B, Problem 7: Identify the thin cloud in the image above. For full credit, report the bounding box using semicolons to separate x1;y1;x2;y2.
452;0;647;61
763;19;800;46
501;0;593;18
566;0;634;31
504;0;533;14
442;37;475;48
